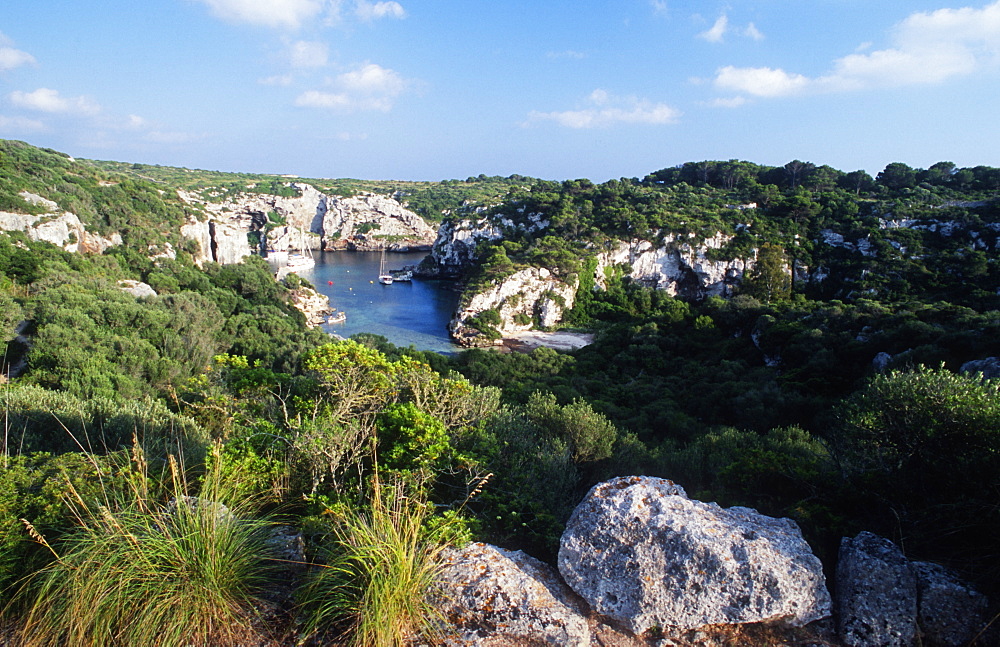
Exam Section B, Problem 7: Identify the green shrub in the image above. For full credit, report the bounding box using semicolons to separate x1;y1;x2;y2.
298;477;452;646
13;454;279;647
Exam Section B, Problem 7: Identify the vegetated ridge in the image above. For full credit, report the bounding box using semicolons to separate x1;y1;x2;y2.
1;138;999;646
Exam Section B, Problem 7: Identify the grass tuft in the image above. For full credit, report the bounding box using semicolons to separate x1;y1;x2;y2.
298;475;451;647
12;447;278;647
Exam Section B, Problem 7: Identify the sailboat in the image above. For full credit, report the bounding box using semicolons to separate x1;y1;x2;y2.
378;245;393;285
286;226;314;272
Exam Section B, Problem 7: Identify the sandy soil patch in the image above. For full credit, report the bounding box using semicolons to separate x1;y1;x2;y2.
502;330;594;353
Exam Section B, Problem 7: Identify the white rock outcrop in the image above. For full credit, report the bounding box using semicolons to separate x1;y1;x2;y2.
177;183;436;257
448;267;576;346
596;234;750;300
0;191;121;253
287;285;332;328
209;220;254;265
558;476;831;634
421;211;549;277
432;542;591;646
117;280;157;299
321;194;436;251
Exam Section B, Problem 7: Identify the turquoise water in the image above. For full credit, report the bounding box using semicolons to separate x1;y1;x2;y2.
291;251;462;354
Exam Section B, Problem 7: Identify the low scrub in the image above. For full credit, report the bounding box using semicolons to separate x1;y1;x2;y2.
298;476;453;647
11;452;279;647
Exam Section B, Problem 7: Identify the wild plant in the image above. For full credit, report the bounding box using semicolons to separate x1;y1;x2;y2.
11;445;279;647
297;473;463;647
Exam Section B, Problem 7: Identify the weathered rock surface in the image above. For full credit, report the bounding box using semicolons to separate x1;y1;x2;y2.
558;476;831;635
178;183;436;258
432;542;591;646
959;356;1000;379
321;193;436;251
448;267;576;347
287;285;332;328
117;280;157;299
0;191;121;253
209;219;254;265
912;561;988;647
596;234;751;300
420;211;549;278
836;531;918;647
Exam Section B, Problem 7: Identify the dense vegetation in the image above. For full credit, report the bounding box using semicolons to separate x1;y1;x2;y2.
1;140;999;644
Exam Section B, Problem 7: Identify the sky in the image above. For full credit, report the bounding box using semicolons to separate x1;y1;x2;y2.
1;0;999;182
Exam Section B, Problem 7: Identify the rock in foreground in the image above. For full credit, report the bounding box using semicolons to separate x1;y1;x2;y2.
558;476;831;635
431;542;591;646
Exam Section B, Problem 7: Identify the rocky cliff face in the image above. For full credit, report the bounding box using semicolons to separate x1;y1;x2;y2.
177;183;436;260
596;233;751;300
321;193;436;251
419;210;549;278
0;191;122;254
287;285;332;328
449;267;577;347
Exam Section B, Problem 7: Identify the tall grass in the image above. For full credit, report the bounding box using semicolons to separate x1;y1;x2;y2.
298;476;451;647
13;451;278;647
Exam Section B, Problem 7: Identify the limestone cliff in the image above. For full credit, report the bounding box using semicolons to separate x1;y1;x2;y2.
321;193;436;251
177;183;435;260
0;191;122;253
596;233;751;300
419;209;549;278
449;267;577;347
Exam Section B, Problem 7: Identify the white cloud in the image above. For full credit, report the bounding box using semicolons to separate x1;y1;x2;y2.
0;114;45;132
744;22;764;41
126;114;147;129
259;74;295;86
194;0;326;29
289;40;329;68
650;1;668;16
526;89;681;129
714;66;809;97
0;46;36;72
713;0;1000;99
699;14;729;43
707;96;748;108
9;88;101;115
295;63;407;112
355;0;405;21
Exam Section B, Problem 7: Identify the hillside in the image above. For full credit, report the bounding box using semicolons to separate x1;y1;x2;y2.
1;140;998;646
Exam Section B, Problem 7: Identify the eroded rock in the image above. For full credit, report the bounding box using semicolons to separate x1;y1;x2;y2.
836;531;917;647
431;542;591;646
913;561;988;647
558;476;831;635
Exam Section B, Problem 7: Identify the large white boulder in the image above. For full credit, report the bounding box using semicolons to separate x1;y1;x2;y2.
558;476;831;634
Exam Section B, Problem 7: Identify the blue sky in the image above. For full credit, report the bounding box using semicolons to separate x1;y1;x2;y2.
1;1;998;181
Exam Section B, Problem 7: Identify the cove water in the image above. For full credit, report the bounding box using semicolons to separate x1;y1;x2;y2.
291;251;462;354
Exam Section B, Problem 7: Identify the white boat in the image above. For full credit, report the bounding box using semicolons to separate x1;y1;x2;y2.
378;246;393;284
327;311;346;324
286;227;314;271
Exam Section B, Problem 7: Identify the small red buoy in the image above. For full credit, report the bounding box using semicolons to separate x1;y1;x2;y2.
327;280;333;285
